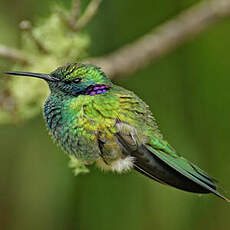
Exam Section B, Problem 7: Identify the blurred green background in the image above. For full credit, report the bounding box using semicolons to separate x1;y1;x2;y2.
0;0;230;230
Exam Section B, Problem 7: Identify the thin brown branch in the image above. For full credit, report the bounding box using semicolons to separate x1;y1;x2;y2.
87;0;230;78
74;0;102;31
0;45;29;65
69;0;81;24
20;20;49;54
58;0;102;32
71;0;81;18
61;0;81;31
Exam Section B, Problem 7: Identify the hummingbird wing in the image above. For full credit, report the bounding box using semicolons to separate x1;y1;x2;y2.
115;126;228;201
111;87;228;201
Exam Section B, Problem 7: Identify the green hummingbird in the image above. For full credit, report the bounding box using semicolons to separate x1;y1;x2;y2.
5;63;229;201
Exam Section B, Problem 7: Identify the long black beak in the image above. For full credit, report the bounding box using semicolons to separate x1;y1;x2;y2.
4;71;58;82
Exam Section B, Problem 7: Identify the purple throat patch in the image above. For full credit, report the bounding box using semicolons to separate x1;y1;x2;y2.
84;84;111;96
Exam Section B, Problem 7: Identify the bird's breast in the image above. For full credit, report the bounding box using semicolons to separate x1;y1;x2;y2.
43;94;123;163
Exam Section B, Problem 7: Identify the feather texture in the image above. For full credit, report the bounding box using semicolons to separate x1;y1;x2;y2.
7;63;228;201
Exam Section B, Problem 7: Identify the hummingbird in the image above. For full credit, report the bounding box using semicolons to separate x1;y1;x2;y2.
5;63;229;201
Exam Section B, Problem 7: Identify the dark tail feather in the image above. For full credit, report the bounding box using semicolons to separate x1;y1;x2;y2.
132;145;229;202
115;132;229;201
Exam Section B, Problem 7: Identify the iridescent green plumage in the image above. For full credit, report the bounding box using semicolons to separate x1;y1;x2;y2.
5;63;229;201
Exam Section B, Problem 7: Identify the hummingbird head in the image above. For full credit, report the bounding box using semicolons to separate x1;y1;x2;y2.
5;63;112;97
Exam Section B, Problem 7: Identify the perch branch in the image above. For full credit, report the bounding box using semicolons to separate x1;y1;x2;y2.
0;45;29;65
87;0;230;78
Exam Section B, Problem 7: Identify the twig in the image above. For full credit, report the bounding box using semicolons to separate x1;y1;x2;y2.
60;0;81;31
58;0;102;32
20;20;50;54
87;0;230;78
74;0;102;31
69;0;81;25
0;45;29;65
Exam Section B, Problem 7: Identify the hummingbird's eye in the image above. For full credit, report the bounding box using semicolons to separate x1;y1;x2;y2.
73;78;82;84
64;78;82;84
